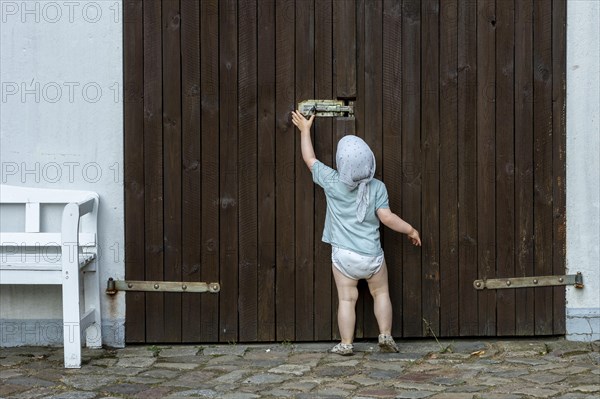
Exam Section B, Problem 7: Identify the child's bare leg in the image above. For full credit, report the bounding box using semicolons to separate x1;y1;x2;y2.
332;265;359;344
366;260;393;335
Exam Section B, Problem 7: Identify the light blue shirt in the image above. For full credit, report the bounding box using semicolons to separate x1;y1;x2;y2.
312;160;389;256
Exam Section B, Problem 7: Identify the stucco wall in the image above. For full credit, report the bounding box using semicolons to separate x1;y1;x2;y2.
566;0;600;341
0;0;125;347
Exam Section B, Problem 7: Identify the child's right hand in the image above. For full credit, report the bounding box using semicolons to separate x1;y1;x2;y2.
407;228;422;246
291;110;315;132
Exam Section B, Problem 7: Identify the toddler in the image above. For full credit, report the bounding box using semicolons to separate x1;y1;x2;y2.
292;110;421;355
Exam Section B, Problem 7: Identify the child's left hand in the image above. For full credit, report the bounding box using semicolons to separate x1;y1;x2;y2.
292;110;315;132
408;228;422;246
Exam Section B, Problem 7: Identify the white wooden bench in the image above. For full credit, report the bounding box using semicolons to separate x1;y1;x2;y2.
0;185;102;368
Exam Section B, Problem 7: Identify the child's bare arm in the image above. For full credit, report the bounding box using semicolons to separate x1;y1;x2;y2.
376;208;422;246
291;110;317;170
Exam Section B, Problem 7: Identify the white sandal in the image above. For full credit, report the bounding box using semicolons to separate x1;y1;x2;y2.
330;342;354;356
378;334;399;353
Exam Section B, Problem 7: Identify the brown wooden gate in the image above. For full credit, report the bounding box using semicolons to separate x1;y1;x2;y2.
123;0;566;343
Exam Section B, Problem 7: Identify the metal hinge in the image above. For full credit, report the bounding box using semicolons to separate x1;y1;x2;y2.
473;272;584;290
298;99;354;117
106;278;220;295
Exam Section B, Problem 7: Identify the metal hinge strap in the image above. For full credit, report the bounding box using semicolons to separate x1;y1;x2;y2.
473;272;583;290
106;278;220;295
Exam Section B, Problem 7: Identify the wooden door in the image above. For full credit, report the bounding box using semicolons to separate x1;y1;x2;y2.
123;0;566;343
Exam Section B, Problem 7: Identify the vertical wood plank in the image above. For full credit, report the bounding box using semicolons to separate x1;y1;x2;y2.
162;0;183;343
181;0;202;342
200;0;220;342
363;0;383;338
533;0;553;335
421;0;440;337
439;0;459;337
514;0;535;336
314;0;333;342
238;0;259;342
552;0;567;335
355;0;366;141
219;0;239;343
257;0;276;342
275;0;296;341
495;0;516;336
143;0;165;343
401;0;422;338
334;0;357;98
382;0;403;338
295;0;315;342
476;0;496;336
364;0;384;181
123;0;145;343
457;0;478;336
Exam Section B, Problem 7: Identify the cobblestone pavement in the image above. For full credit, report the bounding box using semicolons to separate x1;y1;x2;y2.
1;338;598;398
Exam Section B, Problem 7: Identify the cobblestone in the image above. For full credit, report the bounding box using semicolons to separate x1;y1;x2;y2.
0;338;597;398
268;364;311;375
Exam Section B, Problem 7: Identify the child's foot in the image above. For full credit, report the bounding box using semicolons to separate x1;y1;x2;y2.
378;334;399;353
330;342;354;356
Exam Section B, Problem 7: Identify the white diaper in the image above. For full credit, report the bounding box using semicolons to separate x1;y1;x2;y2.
331;246;385;280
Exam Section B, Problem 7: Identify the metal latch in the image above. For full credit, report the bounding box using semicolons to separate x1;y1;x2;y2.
298;99;354;117
106;278;220;295
474;272;584;290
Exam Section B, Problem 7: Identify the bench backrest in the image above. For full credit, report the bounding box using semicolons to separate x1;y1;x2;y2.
0;185;98;250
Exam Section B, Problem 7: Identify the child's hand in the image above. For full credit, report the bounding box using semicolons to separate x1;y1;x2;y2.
292;110;315;132
407;228;422;246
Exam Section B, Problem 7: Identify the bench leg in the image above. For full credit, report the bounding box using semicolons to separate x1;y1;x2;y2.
83;259;102;348
62;269;82;368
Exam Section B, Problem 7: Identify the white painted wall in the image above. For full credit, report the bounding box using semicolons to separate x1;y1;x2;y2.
0;0;125;347
566;0;600;341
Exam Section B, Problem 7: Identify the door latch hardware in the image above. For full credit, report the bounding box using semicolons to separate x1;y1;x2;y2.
106;278;220;295
473;272;583;290
298;99;354;117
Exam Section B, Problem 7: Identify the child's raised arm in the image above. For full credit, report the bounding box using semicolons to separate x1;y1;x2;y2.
291;110;317;170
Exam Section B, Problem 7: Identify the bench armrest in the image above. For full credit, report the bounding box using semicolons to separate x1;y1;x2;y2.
77;196;97;217
61;196;98;249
